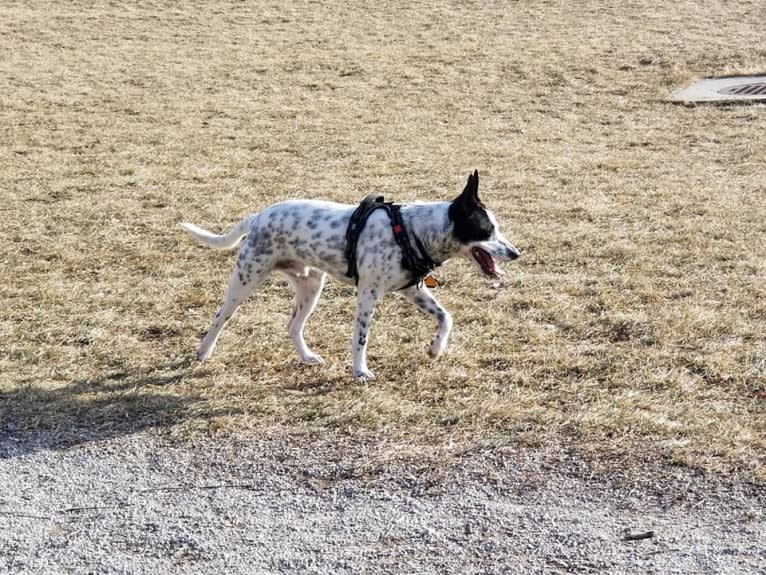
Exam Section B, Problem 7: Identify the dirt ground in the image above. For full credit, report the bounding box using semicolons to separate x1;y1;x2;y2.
1;429;764;574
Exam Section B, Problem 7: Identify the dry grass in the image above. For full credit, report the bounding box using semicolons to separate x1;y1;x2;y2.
1;0;764;479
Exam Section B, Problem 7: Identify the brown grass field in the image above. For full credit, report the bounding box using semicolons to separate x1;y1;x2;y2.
1;1;764;480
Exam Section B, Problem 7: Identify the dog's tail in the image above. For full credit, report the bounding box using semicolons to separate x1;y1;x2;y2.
180;217;252;250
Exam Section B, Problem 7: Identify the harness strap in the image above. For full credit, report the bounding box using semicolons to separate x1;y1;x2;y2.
344;194;385;284
344;195;440;289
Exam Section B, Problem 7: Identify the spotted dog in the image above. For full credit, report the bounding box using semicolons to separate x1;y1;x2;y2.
181;171;520;379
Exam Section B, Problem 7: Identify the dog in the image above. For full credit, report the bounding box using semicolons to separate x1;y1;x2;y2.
181;170;520;378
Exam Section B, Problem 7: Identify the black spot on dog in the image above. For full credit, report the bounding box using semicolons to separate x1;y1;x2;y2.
449;203;493;243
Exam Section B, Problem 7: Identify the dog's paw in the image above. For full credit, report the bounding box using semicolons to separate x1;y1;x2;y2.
197;347;212;362
353;368;375;380
428;339;446;359
301;353;325;365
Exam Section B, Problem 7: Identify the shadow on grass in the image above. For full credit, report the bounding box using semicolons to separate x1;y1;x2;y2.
280;375;350;395
0;359;227;459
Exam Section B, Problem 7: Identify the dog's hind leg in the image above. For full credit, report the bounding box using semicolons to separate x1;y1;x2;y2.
285;268;327;364
196;254;270;362
401;285;453;358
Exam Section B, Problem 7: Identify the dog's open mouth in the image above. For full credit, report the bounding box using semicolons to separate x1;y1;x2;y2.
471;246;503;277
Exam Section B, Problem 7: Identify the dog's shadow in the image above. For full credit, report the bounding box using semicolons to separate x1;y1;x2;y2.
0;358;224;459
280;372;350;395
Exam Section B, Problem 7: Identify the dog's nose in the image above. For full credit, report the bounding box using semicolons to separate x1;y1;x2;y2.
507;246;520;260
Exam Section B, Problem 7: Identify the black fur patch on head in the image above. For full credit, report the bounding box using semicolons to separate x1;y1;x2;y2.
448;170;494;243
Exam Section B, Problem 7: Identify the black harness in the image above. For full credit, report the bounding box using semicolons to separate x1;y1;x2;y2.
344;195;440;289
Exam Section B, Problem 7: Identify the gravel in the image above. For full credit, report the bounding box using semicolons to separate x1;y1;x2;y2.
1;429;763;574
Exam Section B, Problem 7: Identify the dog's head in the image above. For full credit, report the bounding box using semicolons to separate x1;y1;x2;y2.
448;170;520;277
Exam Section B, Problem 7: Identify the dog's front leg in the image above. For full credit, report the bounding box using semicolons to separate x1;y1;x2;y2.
352;286;380;379
402;285;453;358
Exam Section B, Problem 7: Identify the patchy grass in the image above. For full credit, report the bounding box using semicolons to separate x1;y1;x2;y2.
1;0;764;479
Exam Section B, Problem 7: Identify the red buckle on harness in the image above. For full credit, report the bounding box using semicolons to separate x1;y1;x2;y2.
392;224;402;234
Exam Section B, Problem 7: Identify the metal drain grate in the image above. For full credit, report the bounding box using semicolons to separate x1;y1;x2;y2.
669;75;766;103
718;82;766;96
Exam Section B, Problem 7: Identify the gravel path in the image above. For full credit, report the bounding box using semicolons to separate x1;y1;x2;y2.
1;430;763;574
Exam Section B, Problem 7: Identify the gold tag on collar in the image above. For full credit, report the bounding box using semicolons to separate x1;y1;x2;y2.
424;275;438;288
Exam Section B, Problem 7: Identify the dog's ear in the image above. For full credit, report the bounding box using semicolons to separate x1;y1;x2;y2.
471;169;481;203
449;170;493;242
453;170;483;208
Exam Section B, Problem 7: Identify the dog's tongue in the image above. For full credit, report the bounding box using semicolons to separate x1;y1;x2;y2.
472;247;503;276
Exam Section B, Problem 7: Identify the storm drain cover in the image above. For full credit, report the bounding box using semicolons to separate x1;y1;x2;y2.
668;75;766;103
